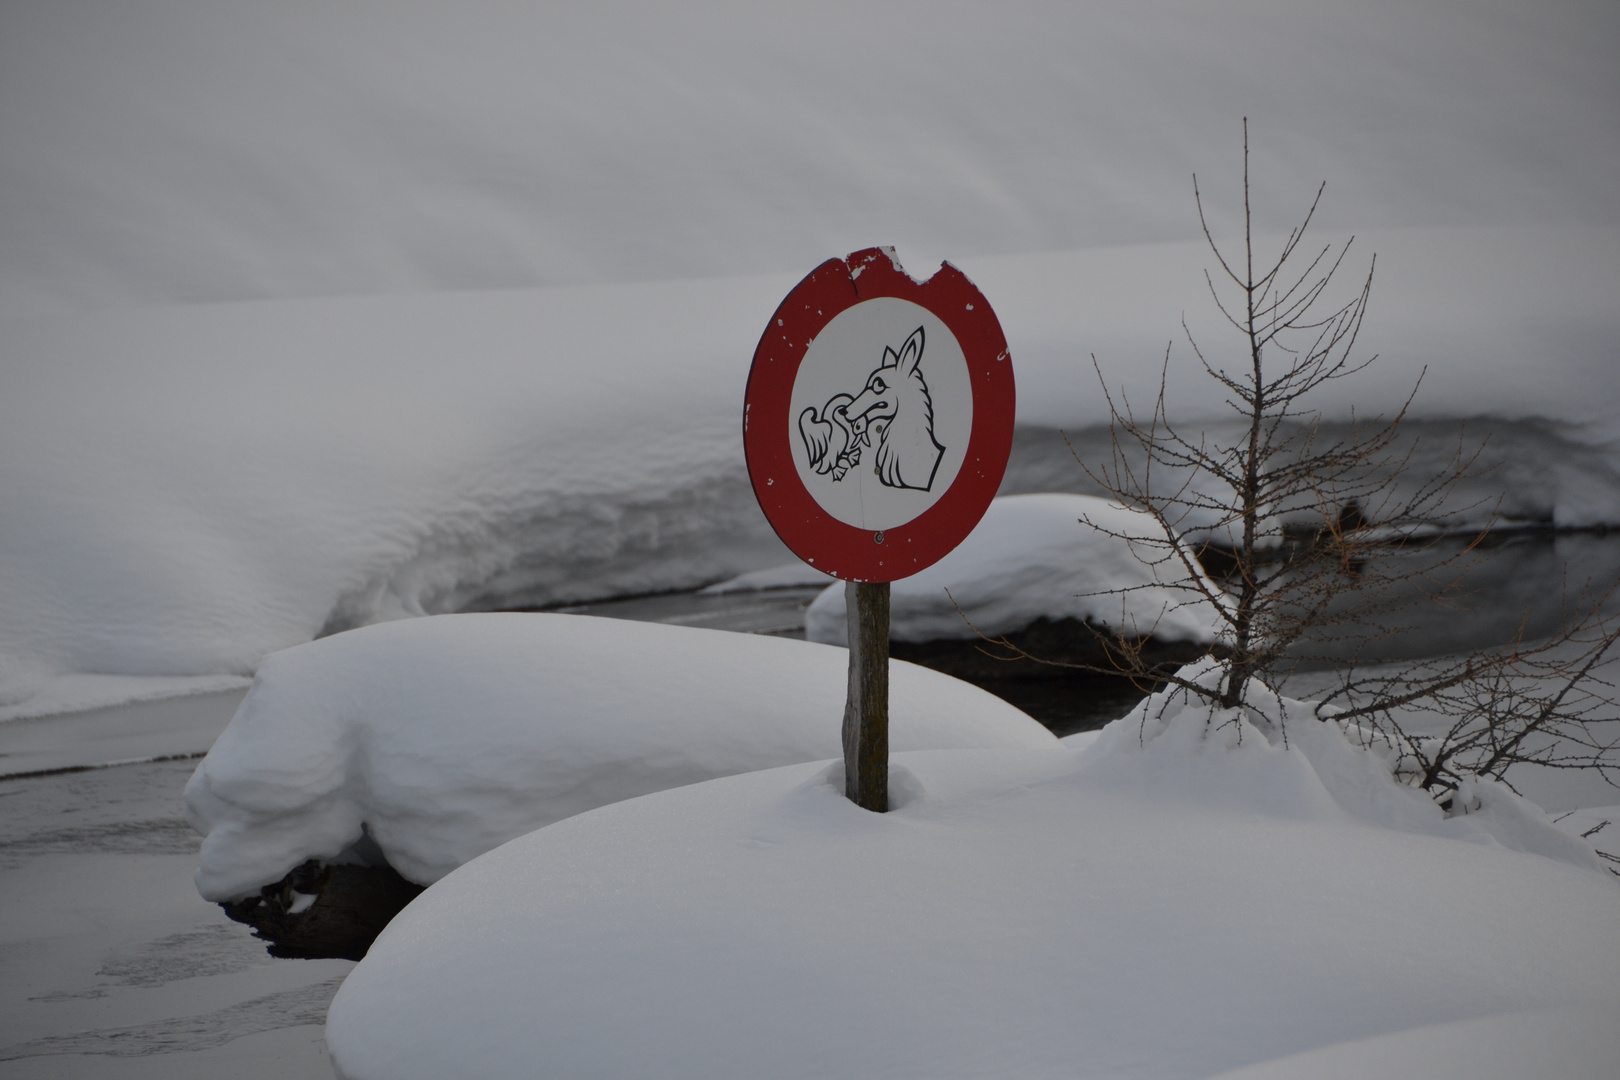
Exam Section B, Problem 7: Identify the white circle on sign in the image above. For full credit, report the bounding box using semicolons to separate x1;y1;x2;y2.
789;297;973;532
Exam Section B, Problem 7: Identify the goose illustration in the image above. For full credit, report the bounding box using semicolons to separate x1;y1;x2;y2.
798;393;862;480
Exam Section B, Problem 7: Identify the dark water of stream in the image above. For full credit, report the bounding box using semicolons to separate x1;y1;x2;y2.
549;530;1620;737
1284;528;1620;667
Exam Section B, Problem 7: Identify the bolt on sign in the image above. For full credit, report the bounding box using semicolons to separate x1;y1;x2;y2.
744;247;1016;811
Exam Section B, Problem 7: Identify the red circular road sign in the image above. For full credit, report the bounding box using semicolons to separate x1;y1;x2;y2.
745;247;1015;582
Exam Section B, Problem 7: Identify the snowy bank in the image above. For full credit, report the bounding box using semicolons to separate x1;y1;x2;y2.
183;613;1056;901
324;666;1618;1080
6;0;1619;716
4;229;1618;716
806;493;1222;646
0;273;793;716
0;673;250;726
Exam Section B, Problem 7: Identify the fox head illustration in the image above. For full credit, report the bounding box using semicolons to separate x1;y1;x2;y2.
841;326;946;492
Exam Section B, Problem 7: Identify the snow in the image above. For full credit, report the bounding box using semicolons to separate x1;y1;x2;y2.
1108;659;1604;870
0;675;250;726
805;493;1223;646
4;2;1615;321
322;663;1619;1080
183;613;1057;901
6;6;1618;1074
980;226;1620;437
699;562;836;595
0;274;796;717
6;233;1616;718
2;2;1618;721
0;688;245;780
1200;1004;1620;1080
1555;806;1620;868
1282;636;1620;816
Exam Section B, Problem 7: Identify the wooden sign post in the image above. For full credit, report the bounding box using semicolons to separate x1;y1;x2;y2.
843;580;890;810
744;247;1015;811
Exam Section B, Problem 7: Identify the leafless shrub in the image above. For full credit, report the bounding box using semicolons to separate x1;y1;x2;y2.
1317;583;1620;805
978;121;1620;810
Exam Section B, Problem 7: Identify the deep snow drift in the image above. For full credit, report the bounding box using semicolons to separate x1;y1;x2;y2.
183;613;1056;901
322;665;1617;1080
4;1;1620;718
805;493;1223;646
5;227;1619;717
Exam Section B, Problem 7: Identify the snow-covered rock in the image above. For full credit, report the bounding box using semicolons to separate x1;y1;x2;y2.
183;613;1057;902
323;663;1620;1080
806;493;1224;646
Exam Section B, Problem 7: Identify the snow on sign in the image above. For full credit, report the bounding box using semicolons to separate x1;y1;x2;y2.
744;248;1015;582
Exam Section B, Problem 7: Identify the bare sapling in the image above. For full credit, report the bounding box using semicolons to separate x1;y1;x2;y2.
976;121;1619;825
1065;119;1483;715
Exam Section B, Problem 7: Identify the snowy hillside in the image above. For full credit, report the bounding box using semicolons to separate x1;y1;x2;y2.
3;230;1618;716
2;1;1618;715
3;1;1614;321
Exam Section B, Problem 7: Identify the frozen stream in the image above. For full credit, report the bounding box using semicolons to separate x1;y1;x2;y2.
0;725;351;1079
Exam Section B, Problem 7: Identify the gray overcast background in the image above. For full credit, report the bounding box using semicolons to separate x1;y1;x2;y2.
1;0;1616;322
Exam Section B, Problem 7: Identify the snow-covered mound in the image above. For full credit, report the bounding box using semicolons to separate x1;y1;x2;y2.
1113;659;1603;870
807;493;1223;646
323;665;1618;1080
183;613;1056;901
